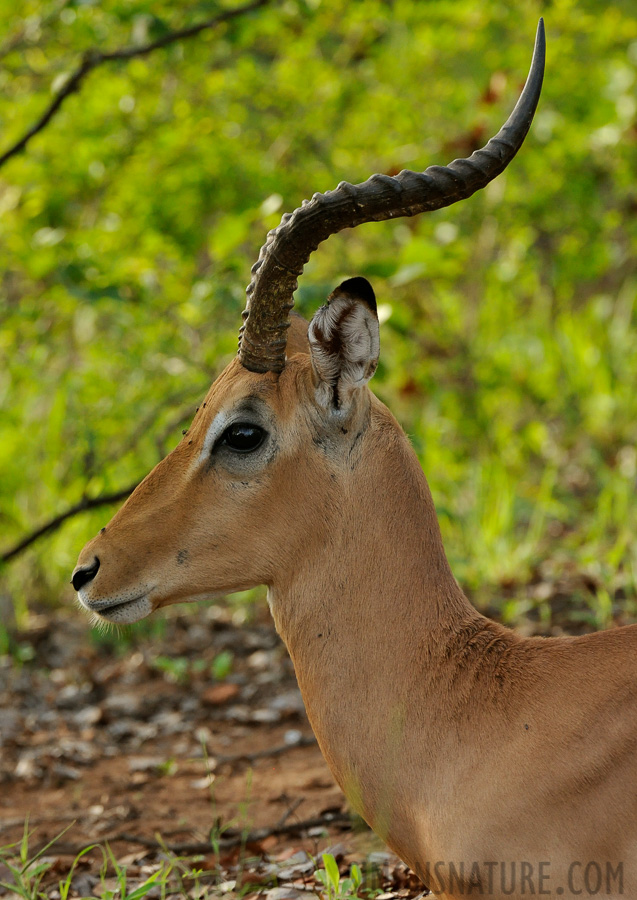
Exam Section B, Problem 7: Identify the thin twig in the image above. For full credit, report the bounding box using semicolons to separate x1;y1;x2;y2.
275;797;305;828
120;809;354;852
0;482;138;563
48;810;353;857
0;811;82;834
102;391;199;468
0;0;271;170
213;735;317;768
0;403;196;564
155;402;198;459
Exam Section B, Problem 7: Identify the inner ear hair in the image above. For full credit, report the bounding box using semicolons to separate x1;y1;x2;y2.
308;277;380;410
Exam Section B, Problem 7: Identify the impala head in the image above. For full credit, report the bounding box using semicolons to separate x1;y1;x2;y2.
73;22;545;625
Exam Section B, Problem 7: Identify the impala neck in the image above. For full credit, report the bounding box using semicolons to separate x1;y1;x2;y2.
267;399;484;863
270;397;477;650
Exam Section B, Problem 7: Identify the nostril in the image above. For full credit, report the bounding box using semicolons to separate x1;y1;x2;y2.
72;557;100;592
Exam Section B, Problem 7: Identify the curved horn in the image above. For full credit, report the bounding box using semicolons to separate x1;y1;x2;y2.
239;19;546;374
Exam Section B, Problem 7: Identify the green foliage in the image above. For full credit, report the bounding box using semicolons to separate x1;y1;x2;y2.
1;0;637;626
0;824;181;900
100;844;172;900
150;648;234;682
211;649;234;680
0;819;80;899
152;653;191;683
315;852;363;900
0;821;366;900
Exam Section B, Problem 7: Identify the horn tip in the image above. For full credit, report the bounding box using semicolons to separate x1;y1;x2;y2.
534;18;546;61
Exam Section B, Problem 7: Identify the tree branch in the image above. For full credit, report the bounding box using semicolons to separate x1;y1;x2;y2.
1;396;206;565
114;808;354;853
48;809;354;858
213;735;317;769
0;483;139;564
0;0;271;170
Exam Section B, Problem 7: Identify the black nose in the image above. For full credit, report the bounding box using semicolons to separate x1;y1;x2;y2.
72;557;100;591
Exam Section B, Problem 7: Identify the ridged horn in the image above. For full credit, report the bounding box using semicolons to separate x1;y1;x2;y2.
238;19;546;374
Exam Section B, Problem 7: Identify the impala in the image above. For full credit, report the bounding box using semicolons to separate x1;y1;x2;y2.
73;21;636;898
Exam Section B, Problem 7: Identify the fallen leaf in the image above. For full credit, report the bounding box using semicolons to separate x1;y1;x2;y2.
128;756;166;773
264;889;309;900
202;683;240;705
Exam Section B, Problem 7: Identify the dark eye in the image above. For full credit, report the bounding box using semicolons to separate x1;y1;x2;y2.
220;422;266;453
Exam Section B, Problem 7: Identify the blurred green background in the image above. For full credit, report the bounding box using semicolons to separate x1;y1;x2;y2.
1;0;636;642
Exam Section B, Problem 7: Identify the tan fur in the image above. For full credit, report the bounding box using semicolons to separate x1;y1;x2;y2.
75;320;637;899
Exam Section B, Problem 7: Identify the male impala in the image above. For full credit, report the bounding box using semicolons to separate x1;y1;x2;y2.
73;22;636;898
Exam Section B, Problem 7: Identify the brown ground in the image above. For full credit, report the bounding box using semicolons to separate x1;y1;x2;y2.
0;602;421;898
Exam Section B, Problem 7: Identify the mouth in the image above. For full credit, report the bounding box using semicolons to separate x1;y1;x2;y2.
78;591;154;624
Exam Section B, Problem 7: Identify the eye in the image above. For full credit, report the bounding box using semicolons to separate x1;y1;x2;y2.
220;422;266;453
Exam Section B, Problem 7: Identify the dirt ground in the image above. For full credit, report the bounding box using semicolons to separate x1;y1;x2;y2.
0;602;421;898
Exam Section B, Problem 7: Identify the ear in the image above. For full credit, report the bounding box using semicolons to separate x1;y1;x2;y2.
308;277;380;410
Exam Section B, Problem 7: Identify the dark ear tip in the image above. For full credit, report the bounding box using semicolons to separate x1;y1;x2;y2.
331;277;377;313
